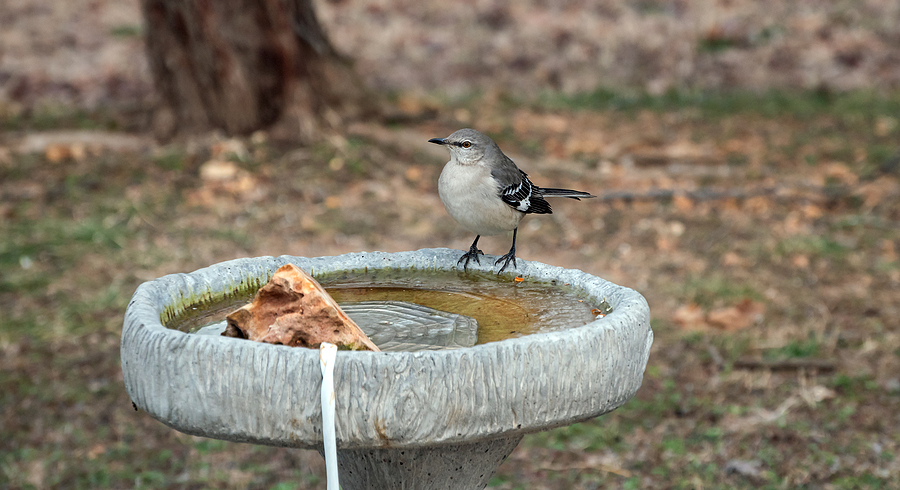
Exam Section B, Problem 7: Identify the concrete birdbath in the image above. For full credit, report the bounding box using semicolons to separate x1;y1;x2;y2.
121;248;652;489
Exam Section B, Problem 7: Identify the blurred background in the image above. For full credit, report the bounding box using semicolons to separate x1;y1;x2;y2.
1;0;899;488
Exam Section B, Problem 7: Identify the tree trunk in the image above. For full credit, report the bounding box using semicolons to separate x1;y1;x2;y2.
141;0;377;141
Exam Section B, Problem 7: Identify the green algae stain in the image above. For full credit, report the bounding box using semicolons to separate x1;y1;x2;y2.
160;271;271;330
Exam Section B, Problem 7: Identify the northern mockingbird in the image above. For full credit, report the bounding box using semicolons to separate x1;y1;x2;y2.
429;128;594;273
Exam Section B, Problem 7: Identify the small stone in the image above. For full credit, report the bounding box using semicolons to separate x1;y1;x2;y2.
199;159;240;181
724;459;762;478
885;378;900;392
223;264;380;351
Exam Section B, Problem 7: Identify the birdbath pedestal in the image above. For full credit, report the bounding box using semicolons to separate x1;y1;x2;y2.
121;249;653;489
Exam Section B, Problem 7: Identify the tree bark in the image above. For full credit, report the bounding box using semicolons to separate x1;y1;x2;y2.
141;0;377;141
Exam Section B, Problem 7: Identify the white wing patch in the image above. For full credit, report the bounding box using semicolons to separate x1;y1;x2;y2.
516;197;531;212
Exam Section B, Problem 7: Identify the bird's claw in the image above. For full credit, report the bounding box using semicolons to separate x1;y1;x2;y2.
494;252;517;274
457;248;484;272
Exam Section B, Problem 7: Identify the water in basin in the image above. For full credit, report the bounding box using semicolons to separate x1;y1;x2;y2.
167;269;611;350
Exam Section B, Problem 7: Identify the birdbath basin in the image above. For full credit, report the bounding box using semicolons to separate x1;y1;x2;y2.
121;248;652;489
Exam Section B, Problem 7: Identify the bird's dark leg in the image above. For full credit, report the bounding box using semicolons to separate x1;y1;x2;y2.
457;235;484;271
495;228;518;274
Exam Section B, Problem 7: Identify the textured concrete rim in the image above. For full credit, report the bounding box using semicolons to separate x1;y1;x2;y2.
121;248;653;450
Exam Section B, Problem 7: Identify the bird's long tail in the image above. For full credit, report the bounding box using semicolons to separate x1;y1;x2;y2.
540;188;595;201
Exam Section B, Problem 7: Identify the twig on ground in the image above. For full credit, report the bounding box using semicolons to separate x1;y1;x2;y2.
733;357;836;372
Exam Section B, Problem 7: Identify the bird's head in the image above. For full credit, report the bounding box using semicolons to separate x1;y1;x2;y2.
428;128;497;166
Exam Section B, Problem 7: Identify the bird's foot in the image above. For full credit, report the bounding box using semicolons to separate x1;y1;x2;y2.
494;251;517;274
457;247;484;272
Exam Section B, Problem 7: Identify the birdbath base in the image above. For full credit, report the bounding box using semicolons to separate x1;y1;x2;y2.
332;435;523;489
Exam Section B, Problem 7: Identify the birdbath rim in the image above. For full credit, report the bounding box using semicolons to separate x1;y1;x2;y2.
121;248;653;450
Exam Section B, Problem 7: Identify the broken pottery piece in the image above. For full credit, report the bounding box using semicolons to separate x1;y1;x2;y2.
223;264;380;351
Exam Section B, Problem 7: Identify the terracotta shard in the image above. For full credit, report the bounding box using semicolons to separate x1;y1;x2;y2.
223;264;380;351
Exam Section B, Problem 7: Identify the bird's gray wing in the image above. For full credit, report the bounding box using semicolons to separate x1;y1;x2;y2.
493;167;552;215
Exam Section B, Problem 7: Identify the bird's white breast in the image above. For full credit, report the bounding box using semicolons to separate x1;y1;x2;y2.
438;161;524;236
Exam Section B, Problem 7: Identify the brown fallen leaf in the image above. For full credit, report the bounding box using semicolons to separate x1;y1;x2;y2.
673;193;694;212
45;144;69;163
224;264;379;351
791;255;810;269
823;162;858;186
743;195;773;215
706;299;765;331
672;303;707;331
673;299;765;332
855;176;899;210
721;252;745;267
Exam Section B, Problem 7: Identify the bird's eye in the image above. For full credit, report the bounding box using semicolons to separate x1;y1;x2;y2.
461;141;472;148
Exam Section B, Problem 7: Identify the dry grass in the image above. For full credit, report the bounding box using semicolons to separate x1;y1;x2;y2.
2;0;900;488
3;94;899;488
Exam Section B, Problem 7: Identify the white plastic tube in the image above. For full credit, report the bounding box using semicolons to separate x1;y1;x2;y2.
319;342;339;490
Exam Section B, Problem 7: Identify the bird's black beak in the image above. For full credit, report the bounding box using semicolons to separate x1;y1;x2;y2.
428;137;448;145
